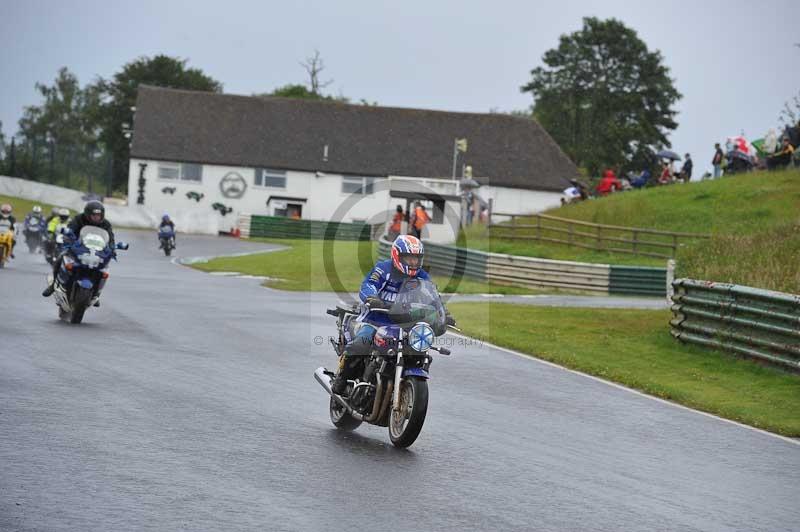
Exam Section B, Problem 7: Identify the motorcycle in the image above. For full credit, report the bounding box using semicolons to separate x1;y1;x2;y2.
23;215;46;253
0;218;13;269
49;226;129;324
44;222;69;266
315;278;454;448
158;225;176;256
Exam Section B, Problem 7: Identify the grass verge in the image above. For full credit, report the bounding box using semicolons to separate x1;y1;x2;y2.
191;238;541;294
462;168;800;292
449;302;800;437
0;194;74;218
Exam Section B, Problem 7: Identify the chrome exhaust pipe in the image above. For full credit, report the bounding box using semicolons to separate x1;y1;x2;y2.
314;367;334;395
364;374;384;423
314;367;364;421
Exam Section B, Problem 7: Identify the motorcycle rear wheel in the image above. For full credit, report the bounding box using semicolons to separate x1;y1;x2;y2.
388;378;428;448
329;396;362;431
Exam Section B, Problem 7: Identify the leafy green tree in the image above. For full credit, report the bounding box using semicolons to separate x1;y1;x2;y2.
521;17;681;175
93;55;222;191
15;67;101;186
0;120;5;166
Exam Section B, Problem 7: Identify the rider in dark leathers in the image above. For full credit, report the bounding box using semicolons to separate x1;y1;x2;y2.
42;201;115;297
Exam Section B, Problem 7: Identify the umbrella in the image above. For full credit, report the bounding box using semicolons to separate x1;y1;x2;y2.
656;149;681;161
459;178;480;188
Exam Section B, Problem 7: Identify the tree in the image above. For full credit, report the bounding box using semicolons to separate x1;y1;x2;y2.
15;67;101;186
0;120;5;166
300;49;332;96
93;55;223;192
521;17;681;175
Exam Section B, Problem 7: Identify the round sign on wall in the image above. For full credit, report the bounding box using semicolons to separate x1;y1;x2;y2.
220;172;247;199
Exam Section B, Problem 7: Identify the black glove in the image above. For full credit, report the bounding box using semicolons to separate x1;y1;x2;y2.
446;315;457;327
365;296;385;309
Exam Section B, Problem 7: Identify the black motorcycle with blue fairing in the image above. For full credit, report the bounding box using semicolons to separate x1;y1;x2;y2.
315;277;454;448
158;224;175;256
23;210;47;253
50;226;128;323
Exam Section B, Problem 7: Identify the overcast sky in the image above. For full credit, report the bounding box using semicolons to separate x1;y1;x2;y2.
2;0;798;175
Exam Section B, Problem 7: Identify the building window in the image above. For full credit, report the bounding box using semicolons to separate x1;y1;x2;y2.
158;164;180;180
342;176;378;195
181;163;202;182
158;163;203;182
255;168;287;188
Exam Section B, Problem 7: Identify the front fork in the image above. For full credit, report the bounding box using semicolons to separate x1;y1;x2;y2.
392;347;404;412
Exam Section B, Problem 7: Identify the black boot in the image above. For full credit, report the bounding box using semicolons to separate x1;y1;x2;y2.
42;283;55;297
331;373;348;395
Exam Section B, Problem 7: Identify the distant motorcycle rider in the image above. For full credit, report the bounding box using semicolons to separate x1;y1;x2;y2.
0;203;17;258
331;234;431;395
159;214;176;247
42;200;115;297
46;208;71;237
24;205;44;225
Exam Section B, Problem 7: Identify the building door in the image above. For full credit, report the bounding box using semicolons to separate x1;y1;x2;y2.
287;203;303;219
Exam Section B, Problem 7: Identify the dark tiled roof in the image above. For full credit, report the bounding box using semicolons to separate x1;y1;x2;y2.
131;86;577;192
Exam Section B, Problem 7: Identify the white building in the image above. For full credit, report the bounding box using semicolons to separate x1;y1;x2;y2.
128;86;577;242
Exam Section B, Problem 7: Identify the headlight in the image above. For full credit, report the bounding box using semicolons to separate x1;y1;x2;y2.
78;252;101;269
408;323;434;352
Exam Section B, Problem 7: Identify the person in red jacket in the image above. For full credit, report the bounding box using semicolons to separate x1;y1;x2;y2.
596;169;622;196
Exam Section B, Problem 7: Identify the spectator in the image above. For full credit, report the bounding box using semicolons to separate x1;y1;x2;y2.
658;161;672;185
711;143;724;178
596;169;622;196
630;168;651;189
679;153;693;182
387;205;404;241
767;138;795;170
561;185;582;205
408;202;430;239
465;190;475;225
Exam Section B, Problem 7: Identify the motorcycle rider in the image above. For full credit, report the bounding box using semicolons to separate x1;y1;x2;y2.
331;234;431;395
42;200;115;297
0;204;16;258
24;205;45;239
25;205;44;224
45;206;59;226
159;214;176;247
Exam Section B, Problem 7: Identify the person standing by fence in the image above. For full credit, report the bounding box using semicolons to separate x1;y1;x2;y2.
408;202;430;239
711;143;724;178
387;205;404;241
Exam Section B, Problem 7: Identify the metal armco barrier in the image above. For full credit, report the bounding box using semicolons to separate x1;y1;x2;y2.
238;214;372;241
379;238;666;296
670;279;800;371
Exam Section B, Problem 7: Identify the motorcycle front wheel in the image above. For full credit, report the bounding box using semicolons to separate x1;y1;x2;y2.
329;396;362;431
388;378;428;448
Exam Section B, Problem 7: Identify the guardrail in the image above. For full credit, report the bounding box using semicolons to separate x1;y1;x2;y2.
238;214;373;241
670;279;800;371
489;212;710;259
378;237;667;296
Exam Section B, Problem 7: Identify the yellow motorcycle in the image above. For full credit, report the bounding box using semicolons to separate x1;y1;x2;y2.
0;228;14;268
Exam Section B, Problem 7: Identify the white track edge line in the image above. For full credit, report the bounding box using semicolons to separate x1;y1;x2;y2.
448;331;800;447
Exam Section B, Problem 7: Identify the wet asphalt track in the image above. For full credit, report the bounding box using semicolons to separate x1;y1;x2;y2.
1;231;798;532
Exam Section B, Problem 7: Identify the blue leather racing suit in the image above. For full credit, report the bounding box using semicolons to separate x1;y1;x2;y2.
345;259;432;355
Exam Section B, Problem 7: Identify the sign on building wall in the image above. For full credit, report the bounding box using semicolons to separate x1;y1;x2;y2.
219;172;247;199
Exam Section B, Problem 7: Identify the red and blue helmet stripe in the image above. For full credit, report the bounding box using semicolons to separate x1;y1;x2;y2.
391;235;424;276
